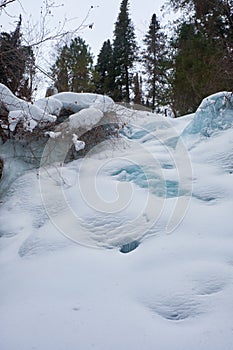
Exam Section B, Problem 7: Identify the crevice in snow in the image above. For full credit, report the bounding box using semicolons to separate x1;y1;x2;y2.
120;240;140;253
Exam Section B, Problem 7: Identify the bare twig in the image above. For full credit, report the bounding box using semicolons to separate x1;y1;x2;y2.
0;0;16;9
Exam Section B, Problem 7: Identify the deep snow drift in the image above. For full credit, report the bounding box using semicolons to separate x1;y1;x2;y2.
0;91;233;350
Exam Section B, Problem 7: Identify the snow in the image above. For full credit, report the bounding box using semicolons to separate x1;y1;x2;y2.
69;107;104;130
72;134;85;152
0;92;233;350
182;91;233;137
0;83;57;132
0;83;22;111
8;110;38;132
0;84;116;135
34;96;63;116
44;131;62;139
53;91;115;113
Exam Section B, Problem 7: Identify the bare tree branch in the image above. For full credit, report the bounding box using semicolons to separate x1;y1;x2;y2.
0;0;16;9
23;4;96;47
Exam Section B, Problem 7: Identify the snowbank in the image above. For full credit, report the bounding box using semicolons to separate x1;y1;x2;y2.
1;91;233;350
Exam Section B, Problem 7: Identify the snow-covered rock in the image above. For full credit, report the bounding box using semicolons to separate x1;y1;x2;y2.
44;131;62;139
0;83;21;111
0;83;56;121
69;107;104;131
0;84;116;137
53;92;115;113
34;97;63;116
182;91;233;137
0;83;57;132
72;134;85;152
8;110;40;132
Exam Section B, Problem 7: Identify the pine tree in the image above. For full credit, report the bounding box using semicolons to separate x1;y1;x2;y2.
193;0;233;85
172;0;233;46
51;37;93;93
94;40;114;96
112;0;138;102
51;44;69;92
141;14;168;111
0;15;35;100
171;21;231;115
169;0;233;115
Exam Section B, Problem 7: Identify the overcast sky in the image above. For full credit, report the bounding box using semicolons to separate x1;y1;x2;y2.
1;0;167;58
1;0;169;94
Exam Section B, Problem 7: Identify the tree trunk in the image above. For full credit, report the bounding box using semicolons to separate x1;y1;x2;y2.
125;65;130;103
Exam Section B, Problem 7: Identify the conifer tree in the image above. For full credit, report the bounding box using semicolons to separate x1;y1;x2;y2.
94;39;114;96
169;0;233;115
141;13;168;111
51;44;70;92
112;0;138;102
170;0;233;45
51;37;93;93
171;23;216;114
0;15;35;100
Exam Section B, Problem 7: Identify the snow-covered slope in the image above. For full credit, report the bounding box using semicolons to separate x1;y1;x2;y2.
0;92;233;350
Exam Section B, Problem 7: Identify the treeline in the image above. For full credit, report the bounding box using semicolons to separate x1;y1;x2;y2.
0;0;232;116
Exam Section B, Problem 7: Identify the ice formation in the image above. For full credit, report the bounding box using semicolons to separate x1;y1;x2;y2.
182;91;233;137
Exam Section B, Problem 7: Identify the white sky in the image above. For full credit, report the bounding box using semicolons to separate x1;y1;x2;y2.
1;0;167;58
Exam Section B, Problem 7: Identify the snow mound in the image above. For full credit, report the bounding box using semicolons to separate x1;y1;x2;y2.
53;92;115;113
69;107;104;130
0;83;57;131
34;96;63;116
182;91;233;137
18;226;72;258
1;93;233;350
0;83;22;111
145;294;201;321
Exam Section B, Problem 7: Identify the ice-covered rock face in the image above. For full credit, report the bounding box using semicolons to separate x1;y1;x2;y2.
182;92;233;137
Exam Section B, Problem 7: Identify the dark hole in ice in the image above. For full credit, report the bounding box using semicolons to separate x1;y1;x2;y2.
162;163;174;169
166;312;186;320
120;240;140;253
203;197;215;202
193;194;216;202
155;309;191;321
